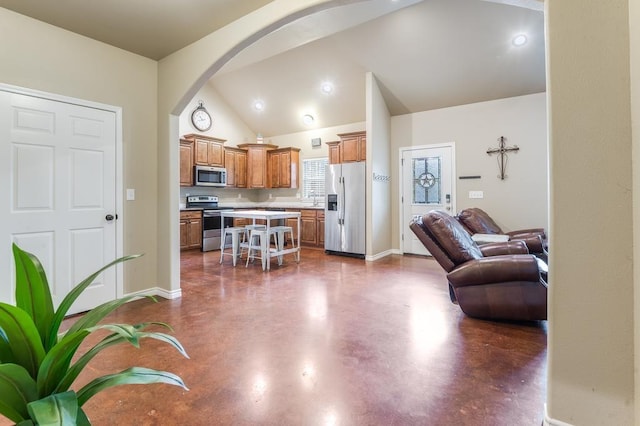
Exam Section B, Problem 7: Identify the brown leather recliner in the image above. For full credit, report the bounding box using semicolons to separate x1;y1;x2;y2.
456;207;547;259
410;210;548;321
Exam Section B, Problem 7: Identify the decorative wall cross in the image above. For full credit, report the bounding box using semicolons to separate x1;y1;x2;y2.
486;136;519;180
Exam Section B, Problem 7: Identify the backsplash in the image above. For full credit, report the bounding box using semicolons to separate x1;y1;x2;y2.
179;186;323;208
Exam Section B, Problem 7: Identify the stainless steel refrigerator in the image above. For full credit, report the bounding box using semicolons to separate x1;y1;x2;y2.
325;162;365;257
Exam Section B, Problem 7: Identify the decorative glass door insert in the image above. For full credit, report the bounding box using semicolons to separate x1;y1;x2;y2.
412;156;441;204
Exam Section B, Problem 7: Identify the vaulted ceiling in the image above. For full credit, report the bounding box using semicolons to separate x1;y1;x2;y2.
0;0;545;136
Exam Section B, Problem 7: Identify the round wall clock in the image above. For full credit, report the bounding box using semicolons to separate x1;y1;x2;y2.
191;101;212;132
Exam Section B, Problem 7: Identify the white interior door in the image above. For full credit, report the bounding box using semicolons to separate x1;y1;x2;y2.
401;144;455;255
0;89;118;314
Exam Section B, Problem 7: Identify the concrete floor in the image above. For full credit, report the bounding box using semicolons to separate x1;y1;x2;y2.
56;248;546;425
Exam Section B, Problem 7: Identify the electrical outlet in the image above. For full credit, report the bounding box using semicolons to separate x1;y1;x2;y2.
469;190;484;199
269;193;273;199
126;188;135;201
237;193;242;199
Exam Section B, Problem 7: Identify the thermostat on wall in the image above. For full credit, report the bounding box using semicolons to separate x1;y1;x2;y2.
311;137;321;147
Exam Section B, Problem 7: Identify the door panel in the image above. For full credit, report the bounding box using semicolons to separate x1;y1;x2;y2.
401;145;454;255
0;90;117;314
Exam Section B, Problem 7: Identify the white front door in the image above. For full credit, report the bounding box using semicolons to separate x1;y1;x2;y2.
0;89;119;314
401;144;455;255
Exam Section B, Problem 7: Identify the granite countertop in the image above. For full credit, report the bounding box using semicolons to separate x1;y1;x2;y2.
180;203;324;212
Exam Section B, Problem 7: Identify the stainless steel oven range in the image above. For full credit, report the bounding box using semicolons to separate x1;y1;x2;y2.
185;195;233;252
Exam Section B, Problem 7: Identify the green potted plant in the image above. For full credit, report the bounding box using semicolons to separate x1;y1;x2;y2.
0;244;188;425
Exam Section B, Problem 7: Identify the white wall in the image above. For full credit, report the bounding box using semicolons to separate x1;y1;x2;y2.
546;0;634;424
366;73;392;257
0;7;159;294
390;92;547;249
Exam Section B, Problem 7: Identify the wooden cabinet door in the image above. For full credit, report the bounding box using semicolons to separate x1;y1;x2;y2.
207;142;224;167
239;144;277;189
188;218;202;248
225;150;236;187
194;139;209;165
317;211;325;247
326;141;341;164
279;151;291;188
286;216;299;245
236;150;247;188
341;136;360;163
300;210;317;246
179;219;188;249
179;139;193;186
270;151;281;188
359;134;366;161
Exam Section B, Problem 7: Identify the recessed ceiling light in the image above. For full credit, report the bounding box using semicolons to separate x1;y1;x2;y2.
302;114;314;125
512;34;528;47
321;82;333;94
254;100;265;111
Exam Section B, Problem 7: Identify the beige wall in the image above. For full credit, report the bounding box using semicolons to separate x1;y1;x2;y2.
547;0;634;424
390;93;548;249
366;73;392;257
632;0;640;419
0;8;159;294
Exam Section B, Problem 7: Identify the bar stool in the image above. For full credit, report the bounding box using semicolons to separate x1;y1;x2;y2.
245;227;269;270
219;227;246;266
269;225;296;265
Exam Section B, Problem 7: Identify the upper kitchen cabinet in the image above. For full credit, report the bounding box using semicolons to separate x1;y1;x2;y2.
338;131;366;163
326;141;341;165
325;132;366;164
184;133;226;167
180;138;194;186
269;147;300;189
224;146;248;188
238;143;277;189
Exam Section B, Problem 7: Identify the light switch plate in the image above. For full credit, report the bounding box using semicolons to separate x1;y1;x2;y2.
126;188;135;201
469;190;484;199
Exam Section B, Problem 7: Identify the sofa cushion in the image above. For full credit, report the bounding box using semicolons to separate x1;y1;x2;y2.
422;210;483;265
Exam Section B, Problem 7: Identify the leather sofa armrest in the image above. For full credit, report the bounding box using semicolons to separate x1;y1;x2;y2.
447;255;542;288
511;235;545;254
479;240;528;256
507;228;546;239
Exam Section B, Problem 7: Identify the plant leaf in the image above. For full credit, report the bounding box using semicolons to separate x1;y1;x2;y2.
48;254;142;348
0;303;45;378
36;330;89;398
53;322;172;394
0;363;38;423
64;295;140;337
76;367;188;406
26;391;78;425
12;244;54;352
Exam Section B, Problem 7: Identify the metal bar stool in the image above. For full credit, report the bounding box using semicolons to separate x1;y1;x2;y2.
269;225;296;265
219;227;246;266
245;227;269;270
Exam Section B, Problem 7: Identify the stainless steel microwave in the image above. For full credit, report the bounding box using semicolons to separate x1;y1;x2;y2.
194;165;227;187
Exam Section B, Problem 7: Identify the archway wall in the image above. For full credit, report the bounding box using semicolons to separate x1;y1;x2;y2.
156;0;366;291
546;0;634;424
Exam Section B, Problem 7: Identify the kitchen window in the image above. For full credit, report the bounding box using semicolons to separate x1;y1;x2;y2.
302;158;328;200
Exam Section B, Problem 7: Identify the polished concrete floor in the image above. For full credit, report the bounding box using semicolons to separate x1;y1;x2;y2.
68;249;545;425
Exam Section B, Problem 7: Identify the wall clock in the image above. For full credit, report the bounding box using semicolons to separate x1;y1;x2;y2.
191;101;212;132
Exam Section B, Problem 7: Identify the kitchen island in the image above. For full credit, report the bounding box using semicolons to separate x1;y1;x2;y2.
220;209;301;270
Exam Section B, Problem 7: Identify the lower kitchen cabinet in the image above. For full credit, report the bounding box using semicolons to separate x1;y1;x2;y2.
180;211;202;250
285;209;324;248
317;210;325;247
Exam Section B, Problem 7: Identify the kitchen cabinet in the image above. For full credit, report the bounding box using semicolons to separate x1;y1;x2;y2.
326;141;341;165
224;147;248;188
269;147;300;189
184;133;226;167
180;138;194;186
317;210;325;247
238;143;277;189
338;131;366;163
325;131;366;164
180;211;202;250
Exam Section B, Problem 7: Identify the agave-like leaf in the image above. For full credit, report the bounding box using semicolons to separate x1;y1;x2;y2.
0;325;14;363
26;390;78;425
36;330;89;398
12;244;54;352
48;254;142;348
53;322;174;394
76;367;188;407
0;363;38;423
0;304;45;379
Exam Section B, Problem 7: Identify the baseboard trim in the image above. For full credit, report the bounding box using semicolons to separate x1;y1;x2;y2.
366;249;395;261
544;404;574;426
124;287;182;301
